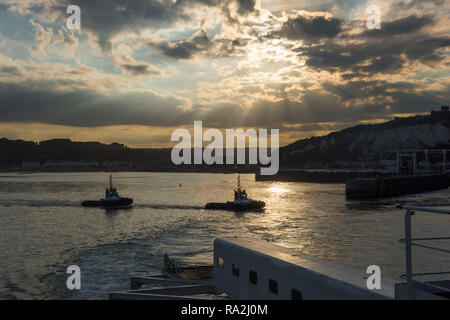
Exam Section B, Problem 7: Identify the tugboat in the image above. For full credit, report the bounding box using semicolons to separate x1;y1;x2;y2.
205;175;265;211
82;175;133;208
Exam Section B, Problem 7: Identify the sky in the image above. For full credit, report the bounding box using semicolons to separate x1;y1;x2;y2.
0;0;449;148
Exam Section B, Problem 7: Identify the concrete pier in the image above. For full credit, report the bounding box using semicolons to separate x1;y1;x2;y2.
346;174;449;199
255;170;380;183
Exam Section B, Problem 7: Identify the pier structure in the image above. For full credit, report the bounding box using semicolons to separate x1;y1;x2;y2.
346;149;449;199
393;149;449;175
255;170;380;183
345;174;448;199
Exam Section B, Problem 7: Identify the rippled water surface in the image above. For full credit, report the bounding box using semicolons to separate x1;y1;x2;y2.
0;172;448;299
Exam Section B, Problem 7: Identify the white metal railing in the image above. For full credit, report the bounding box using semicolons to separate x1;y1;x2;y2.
397;202;450;299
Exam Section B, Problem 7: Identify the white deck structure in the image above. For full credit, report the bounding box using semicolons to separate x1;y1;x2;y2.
109;203;449;300
214;237;396;300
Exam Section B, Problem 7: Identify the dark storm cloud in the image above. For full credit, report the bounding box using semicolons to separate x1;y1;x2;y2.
236;0;256;15
42;0;258;52
0;81;191;127
321;80;420;103
150;29;250;59
243;88;446;127
403;37;450;62
279;122;359;134
245;93;393;126
270;14;342;42
315;0;363;13
301;35;450;78
0;76;448;128
321;79;450;116
266;0;364;16
0;66;23;77
220;0;258;25
212;37;251;57
393;0;445;11
119;63;161;76
359;15;434;38
204;80;448;127
54;0;194;52
151;29;212;60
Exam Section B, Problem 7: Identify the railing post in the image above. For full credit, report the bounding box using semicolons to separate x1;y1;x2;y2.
405;209;414;299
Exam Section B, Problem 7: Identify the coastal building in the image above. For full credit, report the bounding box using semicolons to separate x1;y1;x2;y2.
103;160;132;169
41;161;100;168
21;161;40;169
431;106;450;118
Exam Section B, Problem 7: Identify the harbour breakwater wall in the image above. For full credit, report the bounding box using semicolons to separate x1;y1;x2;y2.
345;174;449;199
255;170;383;183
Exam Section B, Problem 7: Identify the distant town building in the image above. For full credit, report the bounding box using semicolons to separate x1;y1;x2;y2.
431;106;450;116
103;160;132;169
41;161;100;168
21;161;40;168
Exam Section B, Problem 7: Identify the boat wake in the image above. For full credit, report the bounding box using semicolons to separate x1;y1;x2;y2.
135;204;205;210
0;200;204;211
0;199;80;208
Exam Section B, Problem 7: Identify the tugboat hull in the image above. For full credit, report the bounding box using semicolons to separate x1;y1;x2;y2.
82;197;133;208
205;201;265;211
